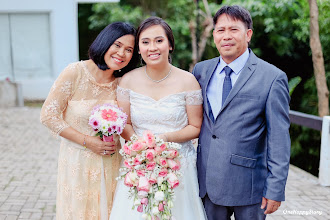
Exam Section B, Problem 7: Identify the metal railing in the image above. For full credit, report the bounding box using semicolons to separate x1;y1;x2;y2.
289;110;330;186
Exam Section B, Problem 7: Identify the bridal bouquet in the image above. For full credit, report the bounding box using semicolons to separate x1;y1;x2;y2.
88;103;127;142
118;131;182;219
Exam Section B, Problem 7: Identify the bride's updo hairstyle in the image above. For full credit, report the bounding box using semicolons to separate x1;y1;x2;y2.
136;17;175;63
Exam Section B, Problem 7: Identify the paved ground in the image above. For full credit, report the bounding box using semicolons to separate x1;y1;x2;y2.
0;107;329;220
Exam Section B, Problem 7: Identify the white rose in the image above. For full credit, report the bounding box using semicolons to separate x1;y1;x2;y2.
138;190;148;199
152;206;160;215
142;214;148;219
157;177;164;185
134;199;141;206
154;191;165;201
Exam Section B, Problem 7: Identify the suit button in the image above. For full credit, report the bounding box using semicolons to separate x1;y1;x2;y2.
212;135;216;139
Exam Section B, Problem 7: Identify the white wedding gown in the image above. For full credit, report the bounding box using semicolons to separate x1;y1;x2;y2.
110;86;207;220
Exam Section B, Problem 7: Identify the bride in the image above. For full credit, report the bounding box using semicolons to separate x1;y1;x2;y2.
110;17;207;220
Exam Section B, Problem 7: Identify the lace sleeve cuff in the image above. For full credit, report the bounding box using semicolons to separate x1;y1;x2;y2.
185;89;203;105
116;86;130;102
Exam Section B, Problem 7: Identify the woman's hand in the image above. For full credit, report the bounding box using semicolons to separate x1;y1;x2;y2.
158;133;168;142
85;135;117;156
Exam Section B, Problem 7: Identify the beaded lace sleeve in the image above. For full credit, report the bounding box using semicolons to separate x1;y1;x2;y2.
116;86;130;102
185;89;203;105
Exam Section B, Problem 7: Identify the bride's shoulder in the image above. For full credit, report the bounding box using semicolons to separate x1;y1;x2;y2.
118;67;144;88
173;67;200;91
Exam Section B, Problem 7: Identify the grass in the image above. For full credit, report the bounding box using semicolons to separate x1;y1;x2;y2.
24;100;44;108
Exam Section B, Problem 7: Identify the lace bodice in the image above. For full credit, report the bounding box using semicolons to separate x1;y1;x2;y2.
40;61;119;137
117;86;203;157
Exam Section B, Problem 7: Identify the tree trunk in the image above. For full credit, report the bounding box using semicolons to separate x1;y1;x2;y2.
189;0;213;72
308;0;329;117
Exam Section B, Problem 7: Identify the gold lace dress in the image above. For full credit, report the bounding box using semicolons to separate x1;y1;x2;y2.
40;61;121;220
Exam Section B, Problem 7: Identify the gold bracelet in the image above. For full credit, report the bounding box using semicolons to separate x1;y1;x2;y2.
83;135;87;149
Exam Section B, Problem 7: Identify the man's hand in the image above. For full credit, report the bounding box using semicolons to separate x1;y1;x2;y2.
261;197;281;214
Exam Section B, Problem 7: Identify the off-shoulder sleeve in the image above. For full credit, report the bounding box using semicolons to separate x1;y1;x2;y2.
116;86;130;102
40;63;80;136
185;89;203;105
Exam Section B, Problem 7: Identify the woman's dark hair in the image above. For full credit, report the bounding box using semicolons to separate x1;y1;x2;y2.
136;16;175;63
213;5;253;30
88;22;138;77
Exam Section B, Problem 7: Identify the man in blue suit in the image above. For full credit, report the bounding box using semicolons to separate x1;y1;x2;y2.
193;5;291;220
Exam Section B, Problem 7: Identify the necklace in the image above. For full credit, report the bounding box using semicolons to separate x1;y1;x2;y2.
145;65;172;83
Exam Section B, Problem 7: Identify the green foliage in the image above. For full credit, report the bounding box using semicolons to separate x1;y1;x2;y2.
290;72;329;176
80;0;330;176
89;3;145;28
300;72;330;115
288;76;302;96
224;0;310;57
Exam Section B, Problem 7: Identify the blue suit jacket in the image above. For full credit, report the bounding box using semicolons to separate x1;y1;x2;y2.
193;50;291;206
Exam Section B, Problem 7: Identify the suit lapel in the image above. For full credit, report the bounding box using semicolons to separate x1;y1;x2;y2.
203;57;220;121
217;50;258;117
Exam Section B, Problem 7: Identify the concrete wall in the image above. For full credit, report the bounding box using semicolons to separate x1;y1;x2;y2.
0;0;118;101
0;80;23;107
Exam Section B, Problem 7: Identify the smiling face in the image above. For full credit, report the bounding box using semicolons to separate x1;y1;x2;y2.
213;14;252;64
104;34;135;70
138;25;172;66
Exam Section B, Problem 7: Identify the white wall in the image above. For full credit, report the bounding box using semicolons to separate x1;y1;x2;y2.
0;0;78;100
0;0;118;100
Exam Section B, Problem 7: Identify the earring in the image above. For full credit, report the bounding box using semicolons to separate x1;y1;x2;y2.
140;56;145;66
168;54;172;64
118;69;121;72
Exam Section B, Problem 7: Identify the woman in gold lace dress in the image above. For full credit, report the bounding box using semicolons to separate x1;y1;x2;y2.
40;22;138;219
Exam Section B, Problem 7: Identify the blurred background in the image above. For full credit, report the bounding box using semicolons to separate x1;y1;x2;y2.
0;0;329;178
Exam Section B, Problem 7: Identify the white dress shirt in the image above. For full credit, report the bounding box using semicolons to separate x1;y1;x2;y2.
207;49;250;117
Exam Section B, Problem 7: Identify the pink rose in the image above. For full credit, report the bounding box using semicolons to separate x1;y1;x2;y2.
136;169;145;177
167;173;179;189
154;146;162;155
149;173;157;184
123;143;131;155
158;168;168;177
137;204;143;213
146;161;156;170
167;149;178;158
134;155;142;165
141;198;148;206
138;190;148;198
143;130;155;148
158;202;164;212
160;143;167;151
167;159;180;171
138;176;151;192
146;149;156;161
159;158;168;167
124;172;138;187
124;160;132;169
131;141;147;152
